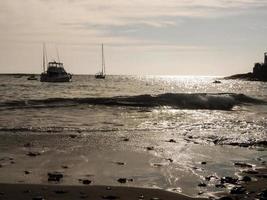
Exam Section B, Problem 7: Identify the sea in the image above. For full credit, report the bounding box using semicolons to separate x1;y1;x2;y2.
0;75;266;197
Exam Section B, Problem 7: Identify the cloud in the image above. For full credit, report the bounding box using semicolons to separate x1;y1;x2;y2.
0;0;267;46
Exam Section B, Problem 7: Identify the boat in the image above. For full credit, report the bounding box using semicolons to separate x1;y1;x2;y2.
95;44;106;79
40;44;72;82
27;75;38;80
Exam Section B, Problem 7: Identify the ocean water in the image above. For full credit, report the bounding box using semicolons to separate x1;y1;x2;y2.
0;74;266;196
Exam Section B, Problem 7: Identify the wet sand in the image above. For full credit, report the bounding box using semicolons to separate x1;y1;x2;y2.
0;183;207;200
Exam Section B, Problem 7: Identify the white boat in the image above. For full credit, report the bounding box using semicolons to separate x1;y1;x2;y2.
95;44;106;79
40;44;72;82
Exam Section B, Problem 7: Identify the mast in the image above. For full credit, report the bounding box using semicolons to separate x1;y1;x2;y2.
42;43;46;72
102;43;105;75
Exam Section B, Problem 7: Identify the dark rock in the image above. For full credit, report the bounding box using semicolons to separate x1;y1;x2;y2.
220;176;238;184
201;161;207;165
117;178;127;183
27;152;41;157
230;186;246;194
167;158;173;163
115;162;125;166
213;80;221;84
23;190;31;193
117;178;133;184
47;172;63;182
102;195;120;199
153;163;163;167
24;170;31;175
82;179;91;185
69;134;77;138
146;146;154;151
123;138;129;142
61;165;69;169
0;192;4;195
167;139;176;143
198;182;207;187
234;162;253;168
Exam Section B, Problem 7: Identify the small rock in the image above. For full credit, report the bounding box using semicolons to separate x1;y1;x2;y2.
230;186;246;194
82;179;91;185
201;161;207;165
69;134;77;138
115;162;125;166
138;194;144;199
47;172;63;182
123;138;129;142
198;182;207;187
61;165;69;169
24;170;31;175
0;192;4;195
167;158;173;163
150;198;161;200
146;146;154;151
54;190;68;194
167;139;176;143
106;186;111;190
220;176;238;184
27;152;41;157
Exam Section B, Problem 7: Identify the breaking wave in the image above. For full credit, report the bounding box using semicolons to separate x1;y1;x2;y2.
0;93;265;111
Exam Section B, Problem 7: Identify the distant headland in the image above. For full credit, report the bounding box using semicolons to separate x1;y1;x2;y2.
225;52;267;82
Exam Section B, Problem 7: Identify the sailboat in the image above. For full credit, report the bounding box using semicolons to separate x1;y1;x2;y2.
40;44;72;82
95;44;106;79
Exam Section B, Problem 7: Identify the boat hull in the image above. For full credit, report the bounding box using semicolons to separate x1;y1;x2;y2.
40;73;72;82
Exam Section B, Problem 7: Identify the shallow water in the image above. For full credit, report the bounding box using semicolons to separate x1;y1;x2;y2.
0;75;266;197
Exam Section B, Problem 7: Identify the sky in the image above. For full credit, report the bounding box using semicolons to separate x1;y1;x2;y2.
0;0;267;75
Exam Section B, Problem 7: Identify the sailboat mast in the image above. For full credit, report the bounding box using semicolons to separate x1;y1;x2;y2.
102;43;105;74
42;43;46;72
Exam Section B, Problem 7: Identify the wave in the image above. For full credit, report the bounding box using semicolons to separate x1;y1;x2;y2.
0;93;265;111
